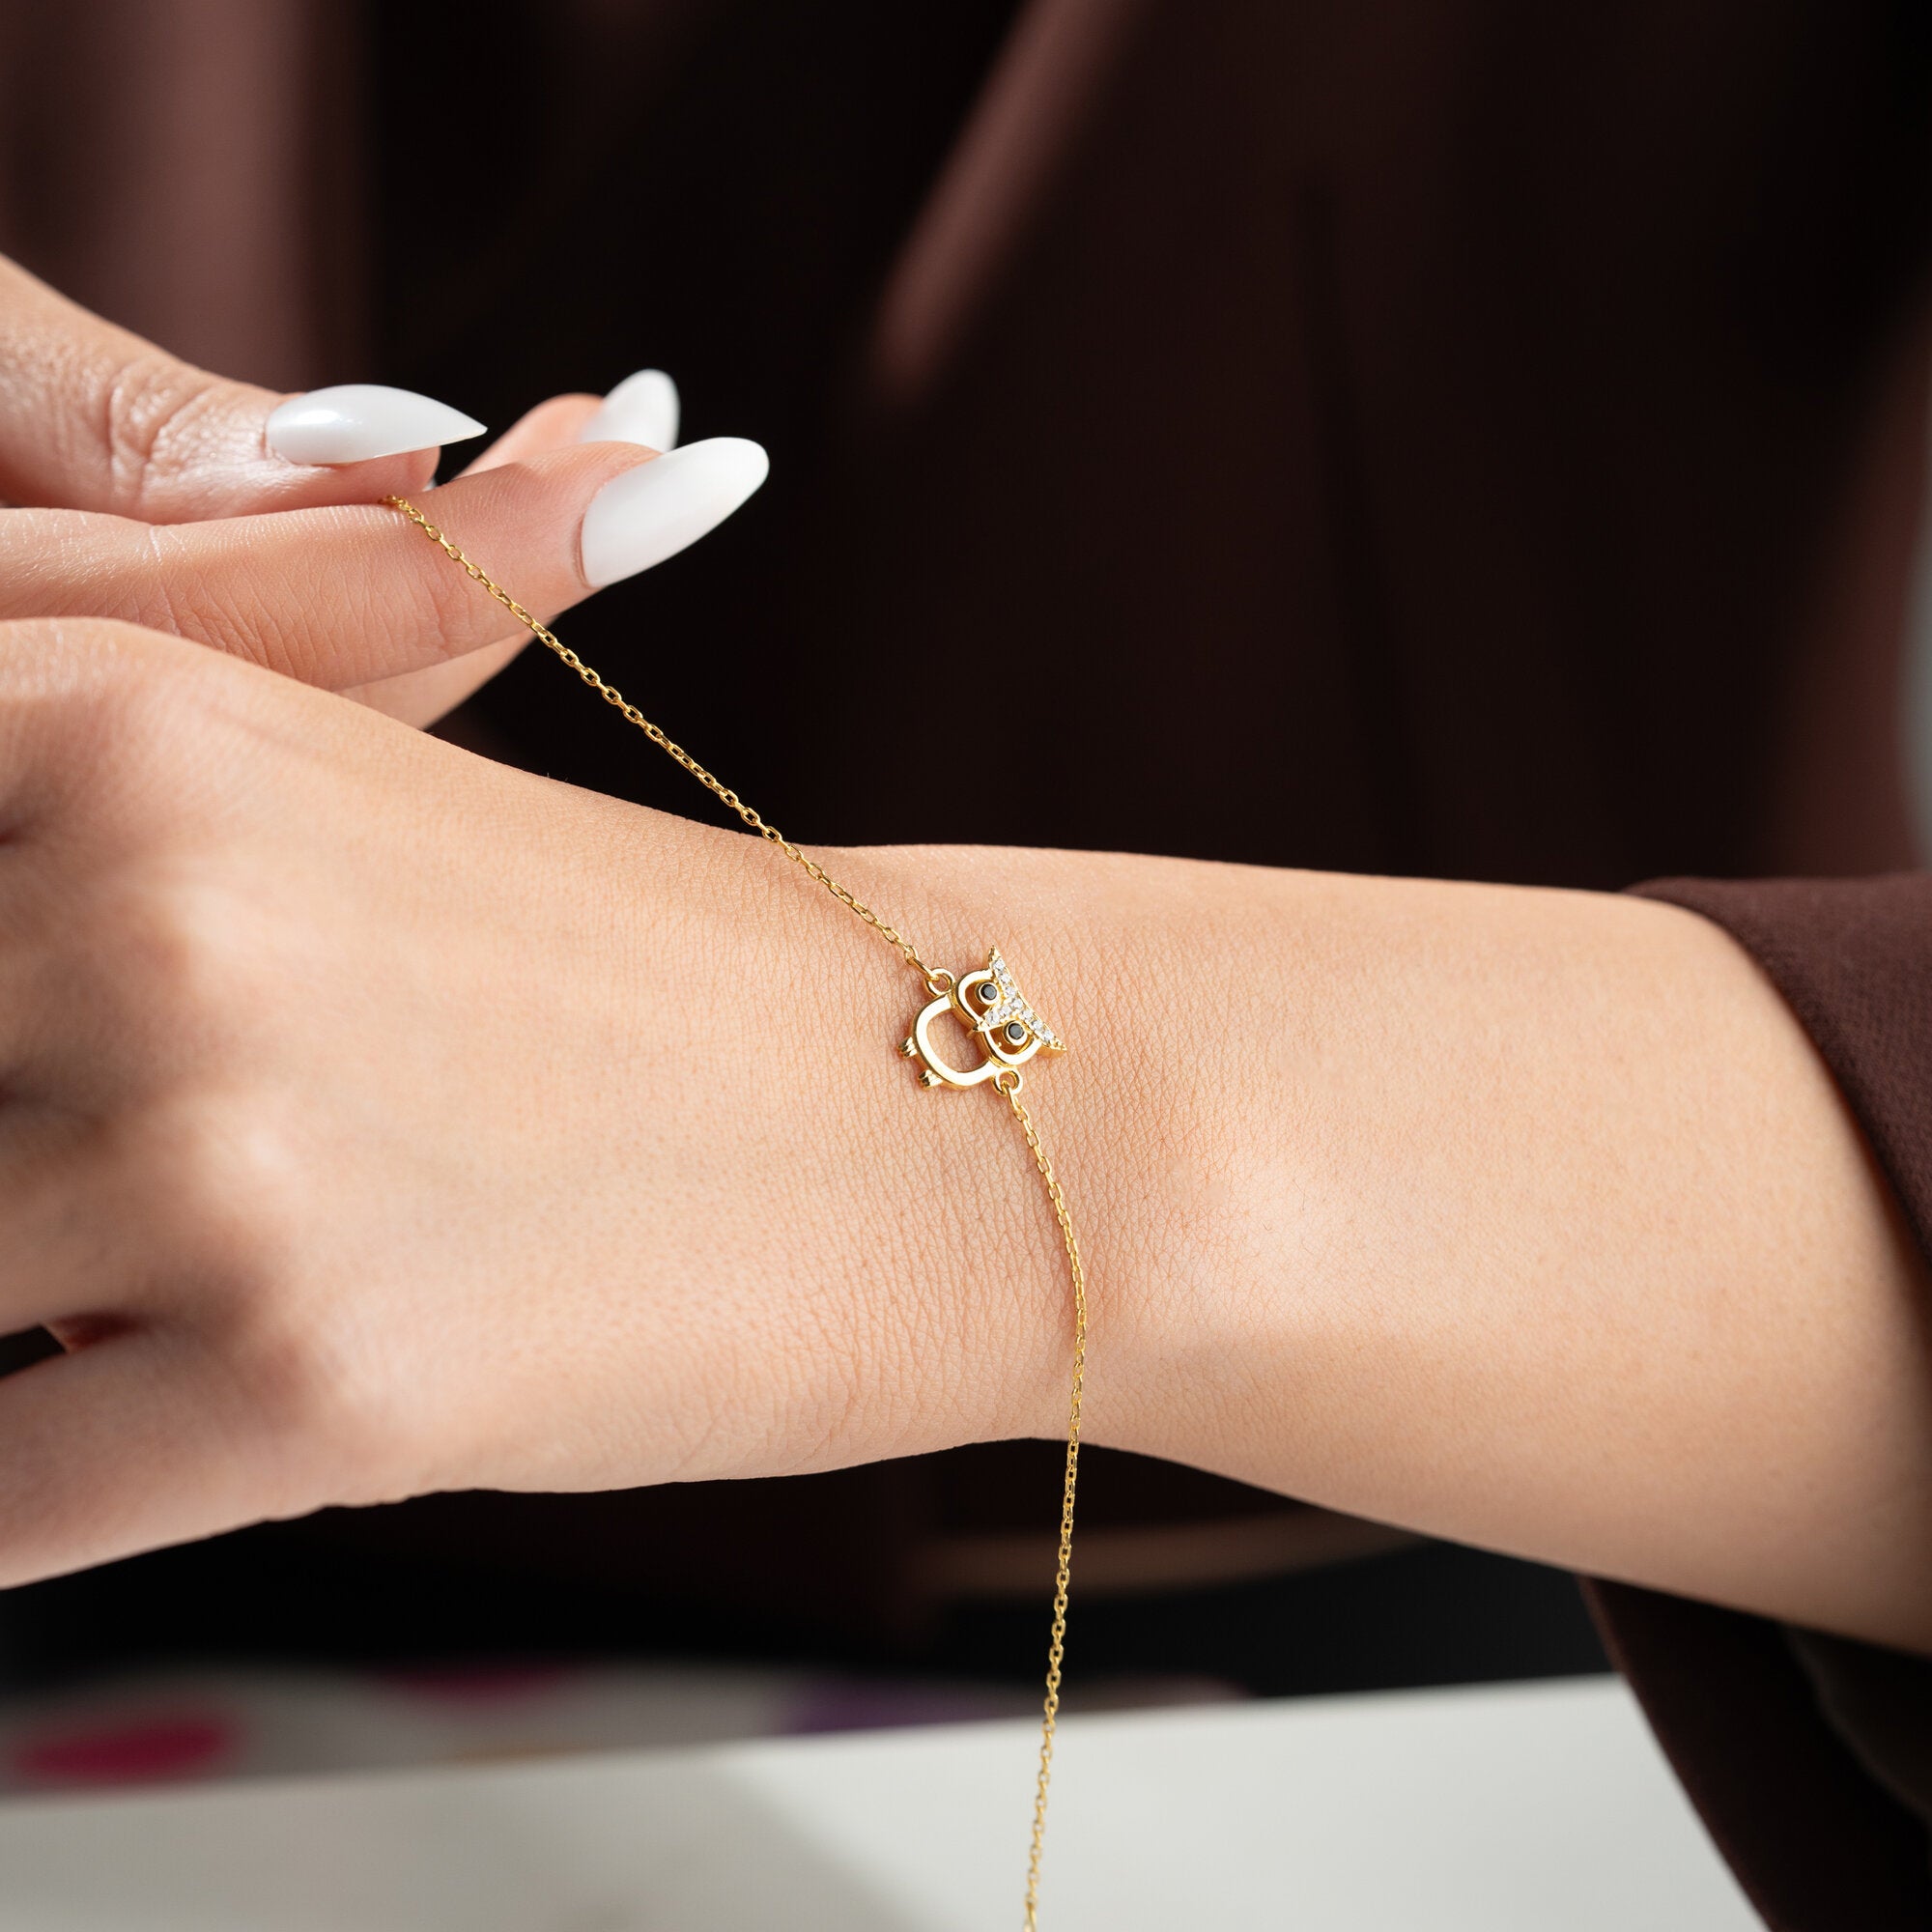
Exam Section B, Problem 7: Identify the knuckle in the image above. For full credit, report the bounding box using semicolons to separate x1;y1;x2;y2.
93;873;253;1031
98;354;229;517
223;1295;414;1504
114;524;298;672
118;1098;411;1495
0;618;170;828
0;614;157;705
60;857;295;1093
113;1094;299;1285
318;526;467;683
407;531;496;664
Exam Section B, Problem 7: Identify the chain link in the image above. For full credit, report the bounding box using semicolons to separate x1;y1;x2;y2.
385;497;1088;1928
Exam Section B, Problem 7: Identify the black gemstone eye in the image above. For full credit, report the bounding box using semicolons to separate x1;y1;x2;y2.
1005;1021;1027;1044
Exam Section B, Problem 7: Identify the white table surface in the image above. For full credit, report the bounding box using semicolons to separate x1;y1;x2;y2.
0;1674;1758;1930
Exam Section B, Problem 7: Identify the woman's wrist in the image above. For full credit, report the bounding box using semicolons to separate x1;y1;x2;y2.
814;842;1932;1646
791;838;1297;1462
645;820;1084;1465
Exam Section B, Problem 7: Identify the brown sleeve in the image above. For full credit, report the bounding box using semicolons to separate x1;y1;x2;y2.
1586;873;1932;1932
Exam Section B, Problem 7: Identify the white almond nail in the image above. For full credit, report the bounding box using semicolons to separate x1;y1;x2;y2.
580;438;769;587
578;369;680;452
266;384;487;466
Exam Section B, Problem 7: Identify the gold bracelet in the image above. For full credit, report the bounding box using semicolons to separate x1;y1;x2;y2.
386;497;1089;1929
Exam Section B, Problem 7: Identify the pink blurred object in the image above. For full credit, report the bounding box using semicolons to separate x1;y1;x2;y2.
14;1714;234;1787
0;1662;1242;1795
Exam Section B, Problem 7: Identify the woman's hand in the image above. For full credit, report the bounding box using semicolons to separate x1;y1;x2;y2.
0;256;766;726
0;615;1071;1582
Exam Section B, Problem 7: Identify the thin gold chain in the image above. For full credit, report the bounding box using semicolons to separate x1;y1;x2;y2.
385;497;947;987
1001;1073;1088;1931
385;497;1087;1929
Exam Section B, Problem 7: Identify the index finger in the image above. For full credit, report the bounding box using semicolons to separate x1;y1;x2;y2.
0;255;481;523
0;436;769;691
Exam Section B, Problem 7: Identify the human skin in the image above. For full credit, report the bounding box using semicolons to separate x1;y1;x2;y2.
0;252;650;720
3;259;1929;1655
0;614;1928;1660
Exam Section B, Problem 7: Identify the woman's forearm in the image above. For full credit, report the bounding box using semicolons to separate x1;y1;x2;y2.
831;841;1932;1652
9;624;1922;1638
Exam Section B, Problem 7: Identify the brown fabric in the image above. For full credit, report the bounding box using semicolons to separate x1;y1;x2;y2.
1588;1584;1932;1930
1633;878;1932;1260
1590;875;1932;1929
1790;1627;1932;1828
4;1;1932;1918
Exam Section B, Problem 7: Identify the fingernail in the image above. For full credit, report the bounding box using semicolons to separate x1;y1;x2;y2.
266;384;487;465
580;438;769;587
578;369;680;452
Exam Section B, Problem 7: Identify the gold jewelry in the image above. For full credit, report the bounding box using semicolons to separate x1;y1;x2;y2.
386;497;1089;1929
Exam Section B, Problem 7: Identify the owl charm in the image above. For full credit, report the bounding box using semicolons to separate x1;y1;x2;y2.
899;948;1067;1090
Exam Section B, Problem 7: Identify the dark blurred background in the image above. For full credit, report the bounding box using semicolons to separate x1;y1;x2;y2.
1;0;1928;1783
